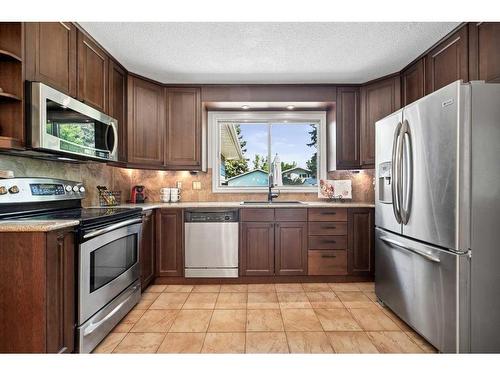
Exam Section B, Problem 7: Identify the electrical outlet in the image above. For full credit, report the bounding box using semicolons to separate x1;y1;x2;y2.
192;181;201;190
176;181;182;189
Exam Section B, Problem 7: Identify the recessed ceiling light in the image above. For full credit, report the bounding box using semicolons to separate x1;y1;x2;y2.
286;105;295;110
241;105;250;110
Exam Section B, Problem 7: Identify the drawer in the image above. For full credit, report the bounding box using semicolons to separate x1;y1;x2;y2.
308;250;348;275
308;208;347;222
308;222;347;236
308;235;347;250
240;208;274;222
275;208;307;222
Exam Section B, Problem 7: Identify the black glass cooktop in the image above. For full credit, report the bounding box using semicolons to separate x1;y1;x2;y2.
30;207;142;225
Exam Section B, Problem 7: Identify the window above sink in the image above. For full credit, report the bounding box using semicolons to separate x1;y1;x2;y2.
208;111;328;193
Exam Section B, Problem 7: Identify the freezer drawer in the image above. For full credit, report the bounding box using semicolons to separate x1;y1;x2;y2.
375;228;469;353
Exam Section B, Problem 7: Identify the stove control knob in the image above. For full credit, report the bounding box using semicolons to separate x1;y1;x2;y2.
65;185;72;192
72;186;79;193
79;186;86;193
0;186;7;195
9;185;19;194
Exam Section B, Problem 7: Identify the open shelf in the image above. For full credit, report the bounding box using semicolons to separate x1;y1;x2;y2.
0;49;22;62
0;92;22;103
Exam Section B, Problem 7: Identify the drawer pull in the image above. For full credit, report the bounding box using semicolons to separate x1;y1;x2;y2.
323;240;337;244
321;255;337;258
321;212;336;215
323;226;337;229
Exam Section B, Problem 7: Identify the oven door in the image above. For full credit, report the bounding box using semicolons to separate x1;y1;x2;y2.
79;219;142;324
30;81;118;161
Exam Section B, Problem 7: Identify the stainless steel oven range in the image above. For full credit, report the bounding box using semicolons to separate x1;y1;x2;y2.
0;178;142;353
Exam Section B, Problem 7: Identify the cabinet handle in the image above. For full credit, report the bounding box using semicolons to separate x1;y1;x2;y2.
321;212;336;215
321;255;337;258
324;226;337;229
323;240;337;244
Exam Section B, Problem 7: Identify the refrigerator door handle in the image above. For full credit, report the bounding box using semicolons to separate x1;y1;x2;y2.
379;236;441;263
401;120;413;225
391;122;403;224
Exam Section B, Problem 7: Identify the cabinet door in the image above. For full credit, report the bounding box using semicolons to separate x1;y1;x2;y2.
46;230;75;354
469;22;500;83
360;76;400;168
156;209;183;277
108;60;127;162
165;87;202;170
336;87;360;169
24;22;77;96
77;31;108;112
140;210;155;290
240;222;275;276
425;26;468;95
275;222;307;276
401;58;425;106
127;76;165;166
348;208;374;275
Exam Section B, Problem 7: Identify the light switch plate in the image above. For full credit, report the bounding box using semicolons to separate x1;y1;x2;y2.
176;181;182;189
192;181;201;190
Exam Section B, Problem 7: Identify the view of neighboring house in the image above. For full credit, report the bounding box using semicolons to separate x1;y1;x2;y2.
282;166;316;186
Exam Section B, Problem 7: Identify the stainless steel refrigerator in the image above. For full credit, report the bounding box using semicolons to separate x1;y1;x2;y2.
375;80;500;353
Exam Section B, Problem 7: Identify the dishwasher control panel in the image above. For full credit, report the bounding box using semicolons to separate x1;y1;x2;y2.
184;209;239;223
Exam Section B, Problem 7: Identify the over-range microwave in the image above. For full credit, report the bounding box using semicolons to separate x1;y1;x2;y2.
29;82;118;162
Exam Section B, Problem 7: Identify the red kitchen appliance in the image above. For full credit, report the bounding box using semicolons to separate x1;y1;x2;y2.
130;185;147;203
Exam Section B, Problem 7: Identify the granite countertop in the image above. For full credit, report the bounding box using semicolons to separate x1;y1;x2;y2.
108;201;375;210
0;201;374;232
0;219;80;232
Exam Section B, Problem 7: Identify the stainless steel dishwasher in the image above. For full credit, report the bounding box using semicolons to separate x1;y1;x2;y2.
184;209;239;277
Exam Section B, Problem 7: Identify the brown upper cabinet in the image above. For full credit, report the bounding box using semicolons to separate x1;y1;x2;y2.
401;58;425;106
336;87;360;169
165;87;202;170
77;31;109;112
0;22;25;149
360;76;400;168
24;22;77;97
108;60;128;163
425;26;468;95
469;22;500;83
127;76;165;167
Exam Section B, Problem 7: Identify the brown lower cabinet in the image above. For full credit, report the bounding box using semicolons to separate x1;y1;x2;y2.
240;208;308;276
308;207;374;277
0;229;75;353
140;210;155;290
155;208;183;277
348;208;375;275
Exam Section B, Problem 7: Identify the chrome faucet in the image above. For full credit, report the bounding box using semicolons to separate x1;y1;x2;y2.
268;174;279;203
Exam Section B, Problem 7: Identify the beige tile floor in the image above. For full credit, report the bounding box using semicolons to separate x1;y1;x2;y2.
93;282;438;354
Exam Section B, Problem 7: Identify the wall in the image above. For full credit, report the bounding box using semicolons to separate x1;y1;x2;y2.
0;154;374;207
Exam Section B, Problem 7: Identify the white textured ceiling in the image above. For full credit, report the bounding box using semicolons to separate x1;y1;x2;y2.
80;22;459;84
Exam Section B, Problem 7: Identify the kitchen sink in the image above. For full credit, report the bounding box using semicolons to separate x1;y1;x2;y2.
241;201;305;205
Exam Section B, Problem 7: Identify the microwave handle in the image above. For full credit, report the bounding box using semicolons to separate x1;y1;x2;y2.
83;218;142;240
106;121;119;157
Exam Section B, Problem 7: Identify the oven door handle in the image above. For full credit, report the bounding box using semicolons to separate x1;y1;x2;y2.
82;283;140;337
83;218;142;240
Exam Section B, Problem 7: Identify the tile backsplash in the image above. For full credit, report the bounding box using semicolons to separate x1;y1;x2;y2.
0;155;374;207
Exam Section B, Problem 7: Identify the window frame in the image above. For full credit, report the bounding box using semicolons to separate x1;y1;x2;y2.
208;111;328;193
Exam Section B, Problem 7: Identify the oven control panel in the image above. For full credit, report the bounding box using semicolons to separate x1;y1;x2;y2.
0;178;85;203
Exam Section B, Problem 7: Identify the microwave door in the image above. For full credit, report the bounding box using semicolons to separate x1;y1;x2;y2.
30;82;118;162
